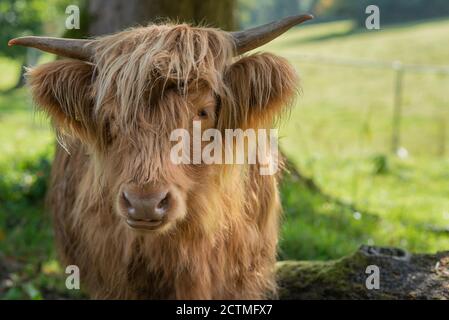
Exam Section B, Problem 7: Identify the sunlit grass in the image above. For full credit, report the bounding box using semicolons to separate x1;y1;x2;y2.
0;57;21;91
265;18;449;258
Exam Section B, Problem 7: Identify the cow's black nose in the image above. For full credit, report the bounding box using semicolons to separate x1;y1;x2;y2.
122;189;171;222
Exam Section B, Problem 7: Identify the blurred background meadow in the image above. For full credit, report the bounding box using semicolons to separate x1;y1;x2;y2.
1;0;449;299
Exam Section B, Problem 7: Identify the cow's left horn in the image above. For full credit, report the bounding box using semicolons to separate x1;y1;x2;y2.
8;36;94;60
231;14;313;55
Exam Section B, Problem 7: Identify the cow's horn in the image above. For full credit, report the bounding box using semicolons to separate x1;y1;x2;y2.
231;14;313;55
8;36;94;60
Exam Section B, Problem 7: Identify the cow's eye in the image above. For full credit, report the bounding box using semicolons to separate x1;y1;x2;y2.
197;109;209;118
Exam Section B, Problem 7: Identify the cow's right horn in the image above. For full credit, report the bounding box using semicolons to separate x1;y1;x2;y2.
8;36;94;61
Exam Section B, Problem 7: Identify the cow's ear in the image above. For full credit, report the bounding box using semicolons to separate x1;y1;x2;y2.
223;53;298;129
27;59;95;141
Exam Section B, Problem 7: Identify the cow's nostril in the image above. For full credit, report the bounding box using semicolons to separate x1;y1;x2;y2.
157;193;170;211
122;192;136;215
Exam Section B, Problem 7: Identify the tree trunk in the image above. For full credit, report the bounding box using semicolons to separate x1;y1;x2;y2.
88;0;236;36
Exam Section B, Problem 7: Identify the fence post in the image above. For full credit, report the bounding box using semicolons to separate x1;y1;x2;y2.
391;61;404;154
438;112;446;156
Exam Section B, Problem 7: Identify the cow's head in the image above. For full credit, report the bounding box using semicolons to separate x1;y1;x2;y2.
9;15;311;233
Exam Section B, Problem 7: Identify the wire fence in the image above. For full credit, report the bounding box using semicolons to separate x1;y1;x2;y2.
2;53;449;156
284;53;449;155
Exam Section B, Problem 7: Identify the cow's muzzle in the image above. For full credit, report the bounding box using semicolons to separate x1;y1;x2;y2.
119;184;177;231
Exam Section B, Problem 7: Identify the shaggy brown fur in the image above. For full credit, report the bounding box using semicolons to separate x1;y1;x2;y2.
27;23;298;299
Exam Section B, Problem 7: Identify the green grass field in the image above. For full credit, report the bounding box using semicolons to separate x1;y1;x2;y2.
265;18;449;258
1;18;449;298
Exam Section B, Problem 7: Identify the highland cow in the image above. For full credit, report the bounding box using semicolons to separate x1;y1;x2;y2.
9;14;312;299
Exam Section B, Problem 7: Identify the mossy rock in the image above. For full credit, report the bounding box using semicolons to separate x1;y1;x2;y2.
276;245;449;300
